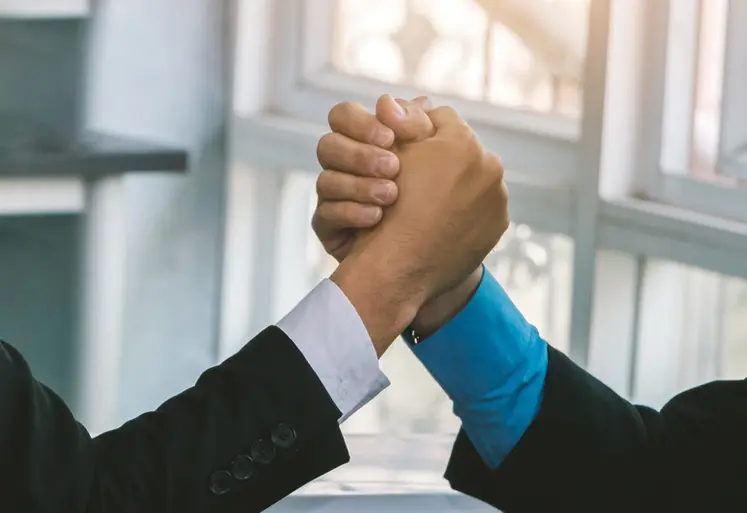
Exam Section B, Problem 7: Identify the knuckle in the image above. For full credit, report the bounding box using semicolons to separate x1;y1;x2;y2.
313;201;330;222
311;210;324;234
336;202;362;225
328;101;360;131
354;144;373;172
364;119;384;144
328;102;348;127
485;151;504;180
493;178;508;203
461;132;482;166
437;105;458;118
463;127;480;149
316;133;334;163
500;216;511;234
356;178;373;200
315;170;332;195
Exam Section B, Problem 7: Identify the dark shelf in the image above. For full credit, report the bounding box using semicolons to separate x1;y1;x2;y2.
0;130;188;177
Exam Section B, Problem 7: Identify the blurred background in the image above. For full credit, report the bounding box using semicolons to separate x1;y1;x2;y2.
2;0;747;510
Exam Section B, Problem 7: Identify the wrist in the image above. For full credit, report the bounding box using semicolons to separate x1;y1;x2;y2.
411;266;483;338
331;249;427;357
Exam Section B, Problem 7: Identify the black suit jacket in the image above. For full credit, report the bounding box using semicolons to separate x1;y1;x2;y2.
445;346;747;512
0;326;349;513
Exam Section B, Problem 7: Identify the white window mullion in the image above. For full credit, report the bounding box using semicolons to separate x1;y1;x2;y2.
637;0;670;195
598;0;648;199
568;0;612;366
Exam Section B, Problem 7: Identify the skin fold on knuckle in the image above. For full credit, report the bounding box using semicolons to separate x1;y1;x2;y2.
465;130;483;163
317;169;352;200
366;119;390;146
343;202;375;226
451;130;482;175
490;152;505;182
316;202;346;230
359;178;379;202
353;145;377;175
439;106;458;120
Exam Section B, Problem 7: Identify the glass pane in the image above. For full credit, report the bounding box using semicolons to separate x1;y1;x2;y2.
631;258;747;409
332;0;590;116
662;0;739;183
275;172;573;492
485;223;573;354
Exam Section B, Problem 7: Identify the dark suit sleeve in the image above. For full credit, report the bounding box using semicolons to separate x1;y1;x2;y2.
0;326;349;513
444;346;747;513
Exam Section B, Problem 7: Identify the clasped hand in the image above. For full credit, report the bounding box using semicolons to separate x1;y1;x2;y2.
314;95;510;356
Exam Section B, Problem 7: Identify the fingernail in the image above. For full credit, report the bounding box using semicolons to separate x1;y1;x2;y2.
371;182;395;203
376;154;399;177
363;206;383;223
392;98;406;117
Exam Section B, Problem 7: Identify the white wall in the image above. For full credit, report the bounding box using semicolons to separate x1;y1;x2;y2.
85;0;231;424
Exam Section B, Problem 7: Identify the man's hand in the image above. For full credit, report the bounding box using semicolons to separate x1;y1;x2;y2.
328;100;509;355
313;96;433;262
314;96;489;340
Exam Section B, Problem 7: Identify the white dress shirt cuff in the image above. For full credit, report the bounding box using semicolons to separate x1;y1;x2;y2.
277;279;389;423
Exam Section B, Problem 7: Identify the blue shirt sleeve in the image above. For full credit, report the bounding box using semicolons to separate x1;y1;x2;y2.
405;267;548;469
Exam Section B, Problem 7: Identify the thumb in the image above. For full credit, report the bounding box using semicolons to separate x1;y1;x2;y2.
375;94;435;143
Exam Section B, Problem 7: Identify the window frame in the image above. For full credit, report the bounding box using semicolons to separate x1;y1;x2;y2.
222;0;747;507
267;0;582;182
639;0;747;222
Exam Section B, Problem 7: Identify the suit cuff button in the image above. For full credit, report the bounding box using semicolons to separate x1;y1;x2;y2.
271;423;297;449
251;439;276;464
208;470;233;495
231;455;255;481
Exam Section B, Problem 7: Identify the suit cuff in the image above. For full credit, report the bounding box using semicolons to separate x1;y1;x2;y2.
277;279;389;423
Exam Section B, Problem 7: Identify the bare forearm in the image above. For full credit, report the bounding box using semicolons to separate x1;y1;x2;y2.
331;250;426;357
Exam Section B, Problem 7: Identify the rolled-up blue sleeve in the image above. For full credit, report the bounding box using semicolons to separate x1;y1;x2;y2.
405;267;548;469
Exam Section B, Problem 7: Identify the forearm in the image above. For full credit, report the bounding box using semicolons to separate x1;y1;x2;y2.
446;342;747;512
331;247;426;356
277;279;389;422
411;266;483;337
0;341;95;513
92;327;348;512
406;269;547;468
0;286;380;513
446;347;661;512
